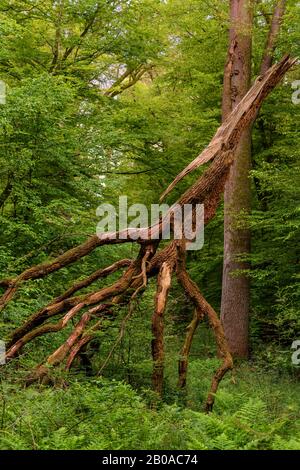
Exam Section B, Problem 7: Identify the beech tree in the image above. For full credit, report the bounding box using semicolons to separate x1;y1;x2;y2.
221;0;287;357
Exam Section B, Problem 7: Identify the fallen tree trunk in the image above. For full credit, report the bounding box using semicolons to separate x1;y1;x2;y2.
0;56;296;410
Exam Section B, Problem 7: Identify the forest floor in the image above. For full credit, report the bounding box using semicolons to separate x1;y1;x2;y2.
1;358;299;450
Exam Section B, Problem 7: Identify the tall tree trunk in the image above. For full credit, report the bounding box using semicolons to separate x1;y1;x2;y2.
221;0;287;358
221;0;253;358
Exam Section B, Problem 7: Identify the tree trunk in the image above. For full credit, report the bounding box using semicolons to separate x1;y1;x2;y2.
221;0;253;358
221;0;287;358
260;0;287;75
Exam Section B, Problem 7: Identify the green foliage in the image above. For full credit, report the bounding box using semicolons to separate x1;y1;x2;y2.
1;364;299;450
0;378;185;450
0;0;299;452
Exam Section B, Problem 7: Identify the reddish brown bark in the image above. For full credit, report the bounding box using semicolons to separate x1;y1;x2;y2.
0;236;136;312
220;0;287;358
6;303;85;361
65;332;96;371
26;303;109;385
6;260;140;360
1;57;293;311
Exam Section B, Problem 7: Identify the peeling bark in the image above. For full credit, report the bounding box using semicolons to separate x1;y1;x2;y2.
151;261;173;396
25;303;109;386
0;57;294;313
260;0;287;75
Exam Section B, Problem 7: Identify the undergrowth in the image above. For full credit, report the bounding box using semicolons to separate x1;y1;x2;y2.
1;360;299;450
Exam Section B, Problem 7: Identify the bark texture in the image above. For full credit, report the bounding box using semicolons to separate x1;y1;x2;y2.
220;0;253;358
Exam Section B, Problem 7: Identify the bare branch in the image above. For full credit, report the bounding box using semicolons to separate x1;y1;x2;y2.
7;259;132;348
260;0;287;75
178;308;203;388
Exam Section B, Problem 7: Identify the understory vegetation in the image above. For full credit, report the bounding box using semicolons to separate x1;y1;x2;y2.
1;361;300;450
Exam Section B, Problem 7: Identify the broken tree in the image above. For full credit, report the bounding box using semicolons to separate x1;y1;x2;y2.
0;56;296;411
